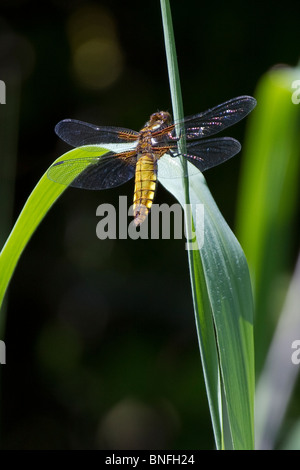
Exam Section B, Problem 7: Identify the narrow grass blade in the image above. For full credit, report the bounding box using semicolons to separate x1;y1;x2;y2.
160;0;223;448
160;0;255;449
255;251;300;449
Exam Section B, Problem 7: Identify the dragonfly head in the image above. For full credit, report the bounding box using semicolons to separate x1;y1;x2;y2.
147;111;172;129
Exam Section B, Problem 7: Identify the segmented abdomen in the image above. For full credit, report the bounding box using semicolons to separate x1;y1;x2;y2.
133;154;157;226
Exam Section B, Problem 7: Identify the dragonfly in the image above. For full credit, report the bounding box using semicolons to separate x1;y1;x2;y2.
48;95;256;225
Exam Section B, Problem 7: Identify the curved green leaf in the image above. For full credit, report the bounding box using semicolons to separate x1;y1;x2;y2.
159;156;255;450
0;147;108;315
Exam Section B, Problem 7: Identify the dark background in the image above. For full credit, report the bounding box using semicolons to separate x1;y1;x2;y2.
0;0;299;449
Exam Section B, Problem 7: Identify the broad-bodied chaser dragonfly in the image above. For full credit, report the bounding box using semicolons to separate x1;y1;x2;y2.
48;96;256;225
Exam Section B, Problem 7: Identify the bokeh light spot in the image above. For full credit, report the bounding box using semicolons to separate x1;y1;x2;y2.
67;5;124;90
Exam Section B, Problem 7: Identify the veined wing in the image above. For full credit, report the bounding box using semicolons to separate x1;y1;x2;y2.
155;95;256;141
47;151;136;190
55;119;139;153
157;137;241;178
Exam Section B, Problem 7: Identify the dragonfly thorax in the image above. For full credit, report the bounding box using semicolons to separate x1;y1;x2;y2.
146;111;172;130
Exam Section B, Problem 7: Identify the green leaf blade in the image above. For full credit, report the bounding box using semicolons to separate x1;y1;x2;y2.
236;66;300;375
0;147;108;313
159;159;255;449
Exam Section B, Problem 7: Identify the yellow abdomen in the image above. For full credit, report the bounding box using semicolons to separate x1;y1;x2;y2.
133;155;157;226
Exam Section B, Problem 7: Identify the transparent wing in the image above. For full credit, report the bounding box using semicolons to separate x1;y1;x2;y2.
55;119;139;151
47;152;136;190
157;137;241;178
156;95;256;141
